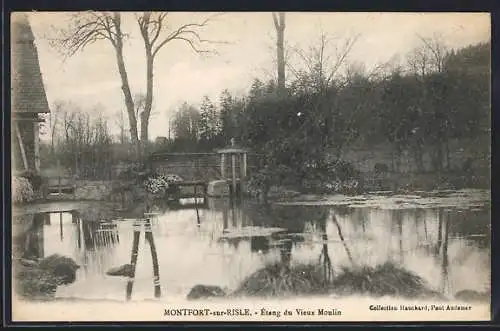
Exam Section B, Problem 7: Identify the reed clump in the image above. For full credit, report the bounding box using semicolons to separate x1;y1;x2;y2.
230;263;327;298
331;262;442;299
230;261;443;300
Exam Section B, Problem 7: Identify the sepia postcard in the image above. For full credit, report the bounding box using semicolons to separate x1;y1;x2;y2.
10;11;491;323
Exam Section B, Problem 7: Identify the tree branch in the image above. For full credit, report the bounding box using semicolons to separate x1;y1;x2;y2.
272;12;279;29
325;33;360;86
151;14;224;58
49;12;123;57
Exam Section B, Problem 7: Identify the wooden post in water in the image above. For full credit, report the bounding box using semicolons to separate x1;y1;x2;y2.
44;213;51;225
239;153;246;198
126;219;142;301
59;212;63;241
76;219;82;250
397;210;403;264
144;218;161;298
220;154;226;178
194;185;200;227
231;153;237;199
57;159;62;196
440;209;450;295
222;206;228;232
436;209;443;256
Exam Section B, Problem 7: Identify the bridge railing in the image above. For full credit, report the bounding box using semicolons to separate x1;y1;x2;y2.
149;152;262;182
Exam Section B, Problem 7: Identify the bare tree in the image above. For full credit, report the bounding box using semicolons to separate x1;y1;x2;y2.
406;33;448;81
48;101;63;155
405;33;449;171
49;12;139;157
272;12;286;95
114;108;128;144
49;11;223;160
285;31;360;152
289;31;360;93
133;93;147;137
136;12;223;146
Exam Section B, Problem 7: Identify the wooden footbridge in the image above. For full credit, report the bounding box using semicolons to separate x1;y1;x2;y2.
151;139;261;201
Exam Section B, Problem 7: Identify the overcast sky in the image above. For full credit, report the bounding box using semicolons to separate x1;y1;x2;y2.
21;12;490;140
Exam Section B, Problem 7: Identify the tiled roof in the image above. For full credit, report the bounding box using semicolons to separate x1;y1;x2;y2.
11;13;50;114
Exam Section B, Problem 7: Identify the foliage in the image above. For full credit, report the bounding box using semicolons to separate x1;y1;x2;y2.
230;263;326;298
17;170;43;191
12;177;34;204
245;164;297;198
331;262;442;299
44;102;115;179
143;173;184;196
162;40;489;181
15;254;80;299
44;34;489;186
230;261;442;299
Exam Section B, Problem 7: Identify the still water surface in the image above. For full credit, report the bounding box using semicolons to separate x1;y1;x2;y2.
13;190;490;302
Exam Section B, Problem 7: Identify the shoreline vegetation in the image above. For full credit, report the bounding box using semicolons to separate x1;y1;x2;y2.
14;257;489;304
187;262;488;304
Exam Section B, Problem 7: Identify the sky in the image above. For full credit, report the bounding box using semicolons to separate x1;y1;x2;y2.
18;12;491;141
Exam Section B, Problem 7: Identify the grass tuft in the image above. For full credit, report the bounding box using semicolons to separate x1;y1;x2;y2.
230;261;443;300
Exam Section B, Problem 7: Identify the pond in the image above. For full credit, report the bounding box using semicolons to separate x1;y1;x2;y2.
12;189;490;303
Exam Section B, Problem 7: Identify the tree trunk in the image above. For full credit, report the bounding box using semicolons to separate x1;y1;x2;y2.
273;13;286;95
413;140;425;172
113;14;140;160
141;53;154;152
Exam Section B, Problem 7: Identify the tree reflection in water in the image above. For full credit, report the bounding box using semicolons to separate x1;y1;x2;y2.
13;213;45;260
317;211;333;283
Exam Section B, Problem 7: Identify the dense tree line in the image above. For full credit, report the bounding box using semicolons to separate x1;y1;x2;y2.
162;41;490;178
41;40;489;185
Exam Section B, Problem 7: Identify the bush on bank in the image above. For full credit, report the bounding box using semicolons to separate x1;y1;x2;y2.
12;176;34;204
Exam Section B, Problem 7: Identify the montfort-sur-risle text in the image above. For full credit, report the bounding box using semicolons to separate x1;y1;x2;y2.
163;308;342;318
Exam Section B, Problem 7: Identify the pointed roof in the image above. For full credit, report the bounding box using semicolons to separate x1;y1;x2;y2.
11;13;50;114
216;138;249;154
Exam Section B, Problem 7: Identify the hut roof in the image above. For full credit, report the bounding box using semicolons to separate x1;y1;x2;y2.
11;13;50;114
216;138;249;154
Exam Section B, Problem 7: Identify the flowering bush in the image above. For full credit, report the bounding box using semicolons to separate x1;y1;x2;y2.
12;176;34;204
324;178;361;195
143;174;184;196
143;177;169;195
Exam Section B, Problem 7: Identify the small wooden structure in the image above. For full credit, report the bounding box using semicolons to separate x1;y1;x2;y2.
11;14;50;174
216;138;249;197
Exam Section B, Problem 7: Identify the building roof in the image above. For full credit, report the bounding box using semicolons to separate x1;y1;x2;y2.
216;138;250;154
11;13;50;114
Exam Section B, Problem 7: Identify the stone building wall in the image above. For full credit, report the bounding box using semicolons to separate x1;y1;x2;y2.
74;180;114;201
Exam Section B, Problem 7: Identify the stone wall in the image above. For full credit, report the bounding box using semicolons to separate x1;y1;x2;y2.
74;180;114;201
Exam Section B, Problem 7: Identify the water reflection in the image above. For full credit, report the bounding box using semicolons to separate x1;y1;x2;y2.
13;196;490;301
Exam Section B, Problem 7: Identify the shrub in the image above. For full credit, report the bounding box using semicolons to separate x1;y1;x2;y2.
12;176;34;204
230;263;326;298
331;262;442;299
142;173;184;197
18;170;43;191
143;176;169;195
15;254;80;299
230;261;443;300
